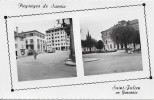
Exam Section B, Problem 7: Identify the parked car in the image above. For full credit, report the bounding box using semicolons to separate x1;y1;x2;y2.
27;49;34;55
47;48;55;53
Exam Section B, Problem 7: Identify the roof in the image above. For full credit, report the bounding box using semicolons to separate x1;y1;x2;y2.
19;30;45;36
101;27;113;34
14;32;26;38
128;19;138;25
101;19;139;34
46;27;64;32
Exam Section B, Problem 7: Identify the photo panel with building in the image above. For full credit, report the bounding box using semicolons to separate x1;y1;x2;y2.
13;18;77;82
80;7;144;76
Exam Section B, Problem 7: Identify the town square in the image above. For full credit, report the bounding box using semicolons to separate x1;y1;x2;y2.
14;18;77;81
80;7;143;76
17;51;76;81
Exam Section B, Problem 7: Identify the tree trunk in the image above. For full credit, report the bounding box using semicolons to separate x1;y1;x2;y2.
69;19;75;62
89;47;91;52
121;43;123;49
124;43;128;52
117;43;119;50
133;43;136;50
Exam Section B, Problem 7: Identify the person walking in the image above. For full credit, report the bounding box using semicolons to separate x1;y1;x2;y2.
33;50;38;60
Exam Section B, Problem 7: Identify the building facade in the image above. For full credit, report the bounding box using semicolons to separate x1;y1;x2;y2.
101;19;139;51
46;27;70;52
19;30;46;53
101;27;117;51
14;32;27;57
14;30;46;57
20;30;46;53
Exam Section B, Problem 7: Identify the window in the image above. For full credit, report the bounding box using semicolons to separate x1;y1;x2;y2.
110;44;112;49
30;39;33;44
30;33;33;36
20;38;23;41
22;44;24;49
15;44;18;48
25;40;28;44
37;39;39;43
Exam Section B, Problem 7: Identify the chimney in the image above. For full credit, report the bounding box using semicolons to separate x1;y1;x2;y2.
16;27;18;34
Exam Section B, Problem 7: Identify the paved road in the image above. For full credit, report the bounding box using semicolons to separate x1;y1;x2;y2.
83;50;143;76
17;51;77;81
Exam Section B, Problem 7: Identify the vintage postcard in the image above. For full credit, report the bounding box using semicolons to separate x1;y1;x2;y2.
0;0;153;99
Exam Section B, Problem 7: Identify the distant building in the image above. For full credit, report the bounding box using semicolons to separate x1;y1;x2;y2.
101;19;139;51
101;27;116;51
46;27;70;52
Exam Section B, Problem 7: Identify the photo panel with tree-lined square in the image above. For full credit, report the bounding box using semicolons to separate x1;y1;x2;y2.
80;7;143;76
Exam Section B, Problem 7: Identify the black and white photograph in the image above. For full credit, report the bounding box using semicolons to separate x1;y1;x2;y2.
14;18;77;81
80;8;143;76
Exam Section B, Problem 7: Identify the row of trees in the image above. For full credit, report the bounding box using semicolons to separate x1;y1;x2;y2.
81;31;104;52
110;25;141;52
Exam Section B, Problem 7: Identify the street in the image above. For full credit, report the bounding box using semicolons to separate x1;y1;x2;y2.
83;50;143;76
17;51;77;81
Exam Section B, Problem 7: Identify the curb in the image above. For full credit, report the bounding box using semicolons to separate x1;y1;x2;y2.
83;58;101;63
65;59;76;66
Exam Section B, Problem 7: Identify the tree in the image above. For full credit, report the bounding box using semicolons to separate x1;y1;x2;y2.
96;40;104;51
110;25;136;52
92;38;97;48
60;18;76;62
81;40;87;48
132;30;141;49
86;31;93;52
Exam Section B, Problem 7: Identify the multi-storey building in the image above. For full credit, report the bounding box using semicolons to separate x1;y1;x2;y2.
101;19;139;51
14;29;46;57
19;30;46;53
14;31;27;57
46;27;70;52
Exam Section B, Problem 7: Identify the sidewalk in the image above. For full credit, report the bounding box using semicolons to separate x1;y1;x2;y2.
65;58;76;66
83;58;101;63
17;52;48;59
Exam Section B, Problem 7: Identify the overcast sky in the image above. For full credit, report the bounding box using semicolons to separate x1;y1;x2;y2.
80;6;143;41
14;6;143;40
15;19;61;34
15;18;71;35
